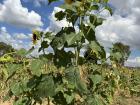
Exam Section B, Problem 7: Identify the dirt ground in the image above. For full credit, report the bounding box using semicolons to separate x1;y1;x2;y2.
112;96;140;105
0;96;140;105
0;101;11;105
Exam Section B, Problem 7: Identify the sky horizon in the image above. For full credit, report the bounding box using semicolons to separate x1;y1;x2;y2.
0;0;140;67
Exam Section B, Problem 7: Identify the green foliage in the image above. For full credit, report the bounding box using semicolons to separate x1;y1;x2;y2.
35;75;55;97
0;42;15;56
0;0;137;105
30;59;45;76
110;42;131;65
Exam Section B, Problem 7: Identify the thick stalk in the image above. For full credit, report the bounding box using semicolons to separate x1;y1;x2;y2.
75;46;80;66
75;16;82;66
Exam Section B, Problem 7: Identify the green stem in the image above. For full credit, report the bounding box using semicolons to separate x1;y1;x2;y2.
75;47;79;66
75;16;82;66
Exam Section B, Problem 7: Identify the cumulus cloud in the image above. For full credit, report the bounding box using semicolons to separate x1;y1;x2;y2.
14;33;30;40
0;0;43;29
0;27;32;49
95;0;140;50
95;15;140;49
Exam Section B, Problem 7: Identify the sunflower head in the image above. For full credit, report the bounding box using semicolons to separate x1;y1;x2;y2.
32;30;40;45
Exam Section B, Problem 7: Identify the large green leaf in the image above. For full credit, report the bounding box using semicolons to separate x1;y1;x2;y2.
83;25;96;41
6;64;22;77
110;52;123;62
16;48;27;57
95;18;104;27
10;80;29;96
89;41;106;59
30;59;44;76
65;9;78;25
90;74;102;88
51;36;65;49
64;32;82;46
38;41;49;52
53;49;74;67
64;66;87;93
35;75;55;97
11;82;23;96
55;11;66;21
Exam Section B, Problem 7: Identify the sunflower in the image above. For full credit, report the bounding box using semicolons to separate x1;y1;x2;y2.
32;30;40;45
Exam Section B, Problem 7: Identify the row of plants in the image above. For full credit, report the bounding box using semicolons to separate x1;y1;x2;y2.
0;57;140;105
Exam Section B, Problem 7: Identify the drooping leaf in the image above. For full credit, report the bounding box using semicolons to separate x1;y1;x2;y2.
83;25;96;41
38;41;49;52
26;46;35;55
105;5;113;16
88;41;106;59
90;14;97;24
65;9;78;25
95;18;104;27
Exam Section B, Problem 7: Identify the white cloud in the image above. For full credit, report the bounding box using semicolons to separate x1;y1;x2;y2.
125;57;140;67
95;0;140;50
0;0;43;29
14;33;30;40
95;15;140;49
0;27;32;49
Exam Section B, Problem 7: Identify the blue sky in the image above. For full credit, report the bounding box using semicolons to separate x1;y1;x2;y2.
0;0;140;67
0;0;62;33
